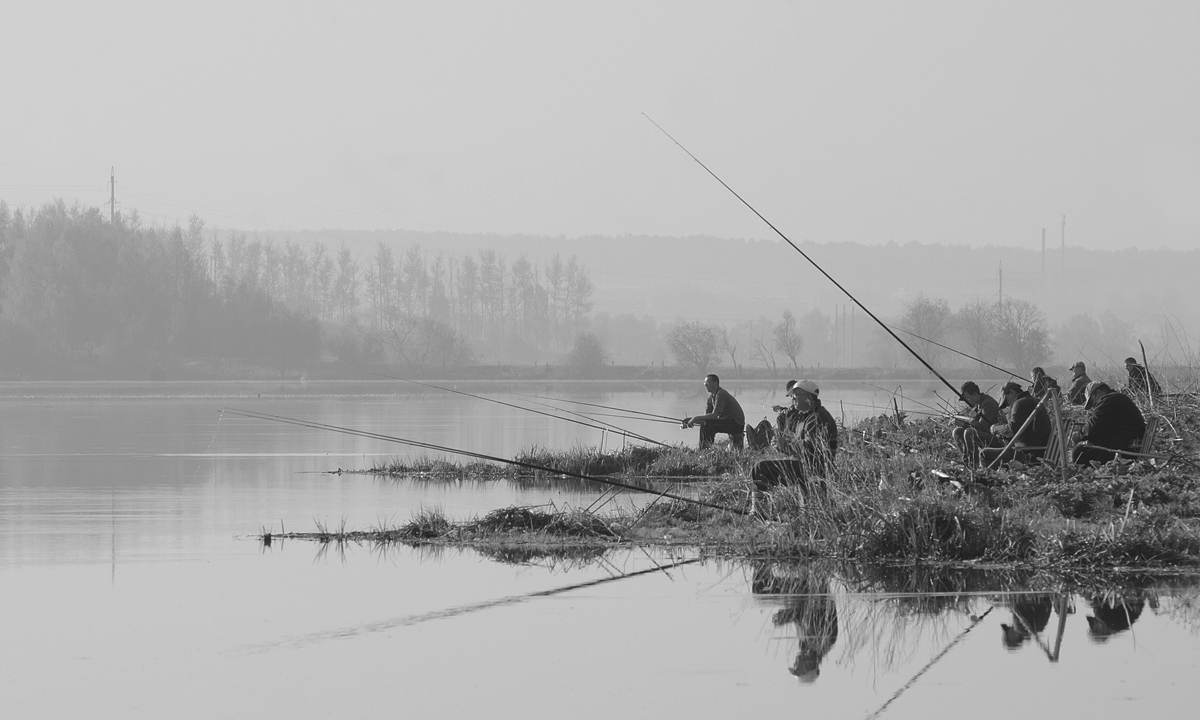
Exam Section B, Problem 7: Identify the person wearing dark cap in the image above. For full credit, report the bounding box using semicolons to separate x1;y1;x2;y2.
981;381;1051;466
749;379;838;510
952;381;1001;466
1071;381;1146;465
682;374;745;449
1066;361;1091;405
1029;367;1060;399
1124;357;1162;397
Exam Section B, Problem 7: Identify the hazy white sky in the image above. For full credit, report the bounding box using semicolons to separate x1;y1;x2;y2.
3;1;1198;250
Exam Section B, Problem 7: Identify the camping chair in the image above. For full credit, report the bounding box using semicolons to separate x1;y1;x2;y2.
1019;391;1071;477
1074;415;1168;464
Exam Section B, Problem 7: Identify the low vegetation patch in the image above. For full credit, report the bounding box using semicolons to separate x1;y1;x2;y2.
277;391;1200;571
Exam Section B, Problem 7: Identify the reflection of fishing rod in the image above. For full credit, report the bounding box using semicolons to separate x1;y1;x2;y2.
222;408;740;513
890;327;1021;380
512;392;681;423
645;115;964;402
865;606;995;720
242;556;702;652
376;374;668;448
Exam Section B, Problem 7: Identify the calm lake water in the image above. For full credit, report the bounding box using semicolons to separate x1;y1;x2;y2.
2;381;1198;719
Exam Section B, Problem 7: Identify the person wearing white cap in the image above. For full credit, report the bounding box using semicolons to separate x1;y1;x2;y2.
750;379;838;509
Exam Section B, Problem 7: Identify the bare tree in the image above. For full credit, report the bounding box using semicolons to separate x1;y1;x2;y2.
718;325;742;374
772;309;804;372
899;294;950;365
993;299;1051;370
955;299;996;368
751;336;779;377
666;321;720;372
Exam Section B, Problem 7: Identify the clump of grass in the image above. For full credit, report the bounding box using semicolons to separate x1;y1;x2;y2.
396;506;453;539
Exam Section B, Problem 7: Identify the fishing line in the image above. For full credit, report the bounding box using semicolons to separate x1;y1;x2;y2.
511;391;682;422
221;407;741;514
375;373;669;448
644;114;963;402
889;327;1021;379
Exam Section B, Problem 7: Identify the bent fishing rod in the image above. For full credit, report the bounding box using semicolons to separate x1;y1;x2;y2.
644;114;964;403
374;374;669;448
221;407;741;514
889;327;1021;380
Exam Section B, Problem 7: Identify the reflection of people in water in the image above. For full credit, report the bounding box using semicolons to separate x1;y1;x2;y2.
751;563;839;683
1001;594;1054;649
1086;594;1145;641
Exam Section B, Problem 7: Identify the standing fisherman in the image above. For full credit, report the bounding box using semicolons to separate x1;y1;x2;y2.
682;374;745;449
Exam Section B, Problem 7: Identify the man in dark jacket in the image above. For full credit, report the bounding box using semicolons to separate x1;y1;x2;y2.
1066;361;1091;405
1071;382;1146;465
1124;357;1162;397
952;381;1001;466
981;381;1050;466
750;380;838;509
682;374;745;449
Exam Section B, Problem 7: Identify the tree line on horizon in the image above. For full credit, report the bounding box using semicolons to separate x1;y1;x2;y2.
0;200;596;374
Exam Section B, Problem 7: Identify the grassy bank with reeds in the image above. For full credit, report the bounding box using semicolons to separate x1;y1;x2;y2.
271;392;1200;571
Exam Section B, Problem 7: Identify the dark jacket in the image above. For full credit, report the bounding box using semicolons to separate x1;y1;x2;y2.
777;401;838;465
965;393;1001;434
706;387;745;426
1031;375;1060;399
1081;391;1146;452
1067;373;1091;405
992;392;1050;446
1126;364;1162;396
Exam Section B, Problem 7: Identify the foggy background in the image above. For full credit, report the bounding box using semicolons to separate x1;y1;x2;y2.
2;2;1198;380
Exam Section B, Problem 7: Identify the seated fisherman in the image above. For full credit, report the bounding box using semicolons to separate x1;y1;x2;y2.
980;381;1051;466
1066;361;1091;405
952;381;1001;466
1071;381;1146;465
750;380;838;508
1124;357;1162;397
682;373;745;449
1029;367;1060;399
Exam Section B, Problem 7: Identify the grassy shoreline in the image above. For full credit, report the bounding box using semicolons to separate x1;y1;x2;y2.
270;393;1200;573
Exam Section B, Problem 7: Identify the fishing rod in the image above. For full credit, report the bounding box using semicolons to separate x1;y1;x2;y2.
221;407;742;514
512;391;682;423
515;395;681;426
644;114;964;402
375;374;669;448
890;327;1021;380
860;382;953;416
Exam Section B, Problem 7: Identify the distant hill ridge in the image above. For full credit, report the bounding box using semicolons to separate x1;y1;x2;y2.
280;229;1198;327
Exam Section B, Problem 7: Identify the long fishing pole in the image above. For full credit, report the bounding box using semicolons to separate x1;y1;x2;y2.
221;407;741;514
644;114;964;402
512;391;682;423
890;327;1021;380
375;374;669;448
516;395;680;426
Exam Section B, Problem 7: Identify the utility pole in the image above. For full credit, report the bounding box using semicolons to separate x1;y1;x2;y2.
1041;228;1046;289
1061;215;1066;276
998;261;1003;305
108;167;117;224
